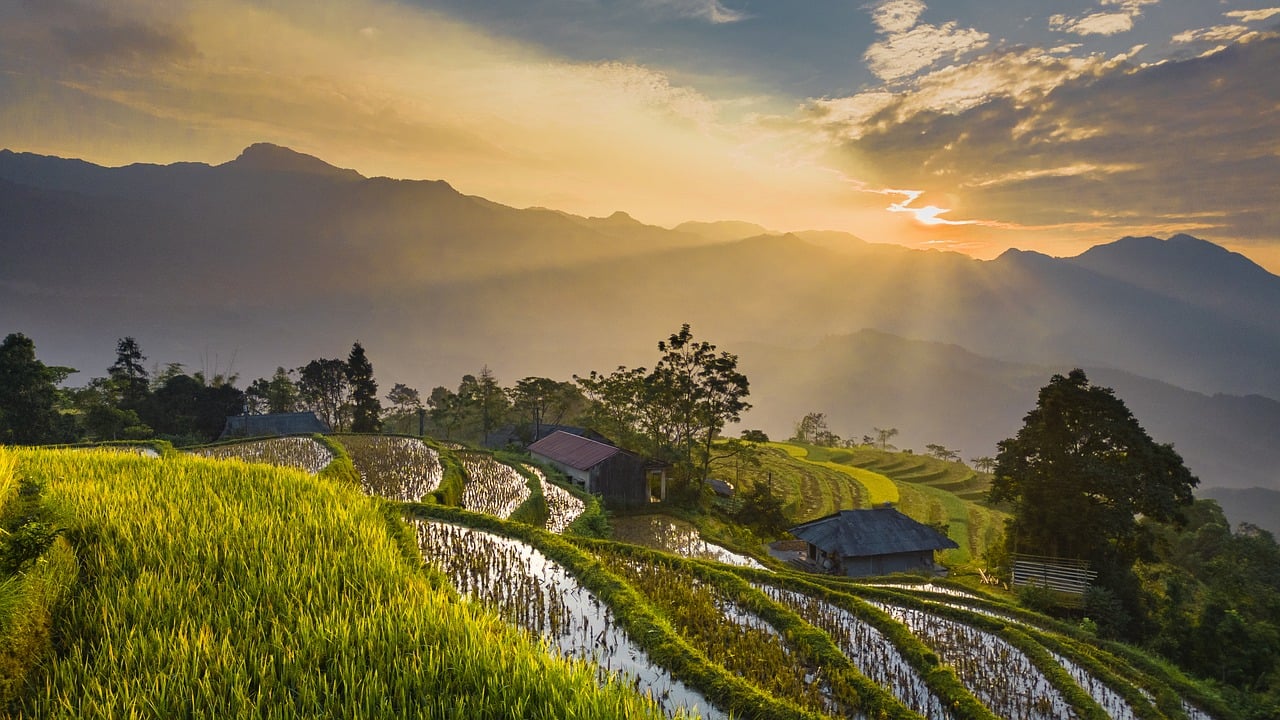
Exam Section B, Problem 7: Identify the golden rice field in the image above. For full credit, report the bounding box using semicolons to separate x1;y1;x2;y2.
2;447;673;719
2;444;1233;720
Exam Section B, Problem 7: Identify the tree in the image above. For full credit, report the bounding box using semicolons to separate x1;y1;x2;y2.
988;369;1197;575
346;342;381;433
970;456;996;474
0;333;75;445
654;324;751;482
508;376;580;441
740;429;769;443
427;385;467;441
790;412;830;445
576;325;750;493
456;367;508;442
297;358;350;431
384;382;423;434
925;443;960;462
873;427;899;451
108;336;150;410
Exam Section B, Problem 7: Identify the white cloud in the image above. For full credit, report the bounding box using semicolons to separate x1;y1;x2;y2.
1172;25;1255;44
862;1;989;82
1224;8;1280;23
868;0;927;34
1050;0;1158;36
1051;11;1135;36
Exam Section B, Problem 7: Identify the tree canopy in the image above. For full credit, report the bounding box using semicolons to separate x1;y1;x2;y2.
0;333;75;445
989;369;1198;570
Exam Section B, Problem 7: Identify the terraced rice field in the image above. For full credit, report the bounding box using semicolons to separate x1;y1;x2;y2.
612;515;765;568
460;453;531;519
336;434;443;502
771;443;899;506
415;520;721;718
192;435;333;474
527;466;585;533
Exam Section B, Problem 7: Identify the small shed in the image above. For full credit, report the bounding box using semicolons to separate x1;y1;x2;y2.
220;411;330;440
527;431;650;508
788;506;958;577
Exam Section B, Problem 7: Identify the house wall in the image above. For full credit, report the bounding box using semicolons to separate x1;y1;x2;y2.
593;452;649;508
530;453;590;488
841;550;935;578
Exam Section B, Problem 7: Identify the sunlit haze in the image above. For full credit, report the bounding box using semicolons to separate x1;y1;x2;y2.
2;0;1278;269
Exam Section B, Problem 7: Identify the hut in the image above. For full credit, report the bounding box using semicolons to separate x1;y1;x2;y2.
788;506;958;577
527;430;651;508
219;411;330;440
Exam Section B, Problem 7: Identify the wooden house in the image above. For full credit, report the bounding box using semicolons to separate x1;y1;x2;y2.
219;411;330;440
788;506;958;577
527;430;651;508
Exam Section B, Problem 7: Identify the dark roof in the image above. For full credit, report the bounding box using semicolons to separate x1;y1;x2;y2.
789;507;959;558
527;430;622;471
220;412;330;439
705;478;735;496
484;423;608;449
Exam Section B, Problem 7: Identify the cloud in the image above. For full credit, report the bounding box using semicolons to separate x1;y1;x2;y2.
1;0;196;67
640;0;748;24
868;0;927;34
1224;8;1280;23
1050;0;1159;37
1172;25;1271;45
828;35;1280;246
862;1;990;82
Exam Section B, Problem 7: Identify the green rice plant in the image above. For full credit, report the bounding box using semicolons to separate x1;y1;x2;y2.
460;452;531;519
192;435;334;474
7;448;673;719
334;434;443;502
0;449;78;709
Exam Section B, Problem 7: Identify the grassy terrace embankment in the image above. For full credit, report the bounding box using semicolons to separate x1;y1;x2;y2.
2;447;672;719
755;444;1005;567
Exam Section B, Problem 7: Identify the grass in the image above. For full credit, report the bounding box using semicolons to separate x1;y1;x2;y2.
778;444;900;506
6;447;672;719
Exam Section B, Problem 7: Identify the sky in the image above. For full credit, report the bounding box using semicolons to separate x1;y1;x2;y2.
2;0;1279;270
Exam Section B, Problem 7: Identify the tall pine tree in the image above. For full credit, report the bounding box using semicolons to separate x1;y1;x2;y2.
346;342;381;433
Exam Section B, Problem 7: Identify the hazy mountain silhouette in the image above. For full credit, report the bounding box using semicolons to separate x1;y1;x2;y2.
2;145;1277;494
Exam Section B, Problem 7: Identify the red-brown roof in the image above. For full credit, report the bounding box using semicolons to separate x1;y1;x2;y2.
527;430;622;470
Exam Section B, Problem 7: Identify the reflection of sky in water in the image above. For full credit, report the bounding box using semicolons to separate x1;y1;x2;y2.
416;521;724;719
759;585;953;720
612;515;765;568
873;602;1073;720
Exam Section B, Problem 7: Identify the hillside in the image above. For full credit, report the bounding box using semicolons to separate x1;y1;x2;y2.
1;445;662;718
5;442;1244;719
2;146;1278;496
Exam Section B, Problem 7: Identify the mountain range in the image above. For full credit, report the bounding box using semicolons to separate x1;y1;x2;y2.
3;144;1278;530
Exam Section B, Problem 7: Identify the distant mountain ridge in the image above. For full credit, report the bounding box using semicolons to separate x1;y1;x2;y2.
2;145;1277;498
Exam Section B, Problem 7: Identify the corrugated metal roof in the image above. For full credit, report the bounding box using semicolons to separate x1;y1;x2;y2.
220;411;330;439
789;507;959;558
527;430;622;471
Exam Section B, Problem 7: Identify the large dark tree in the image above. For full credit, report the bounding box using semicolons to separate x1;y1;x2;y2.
0;333;75;445
346;342;381;433
989;369;1198;571
297;358;350;431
